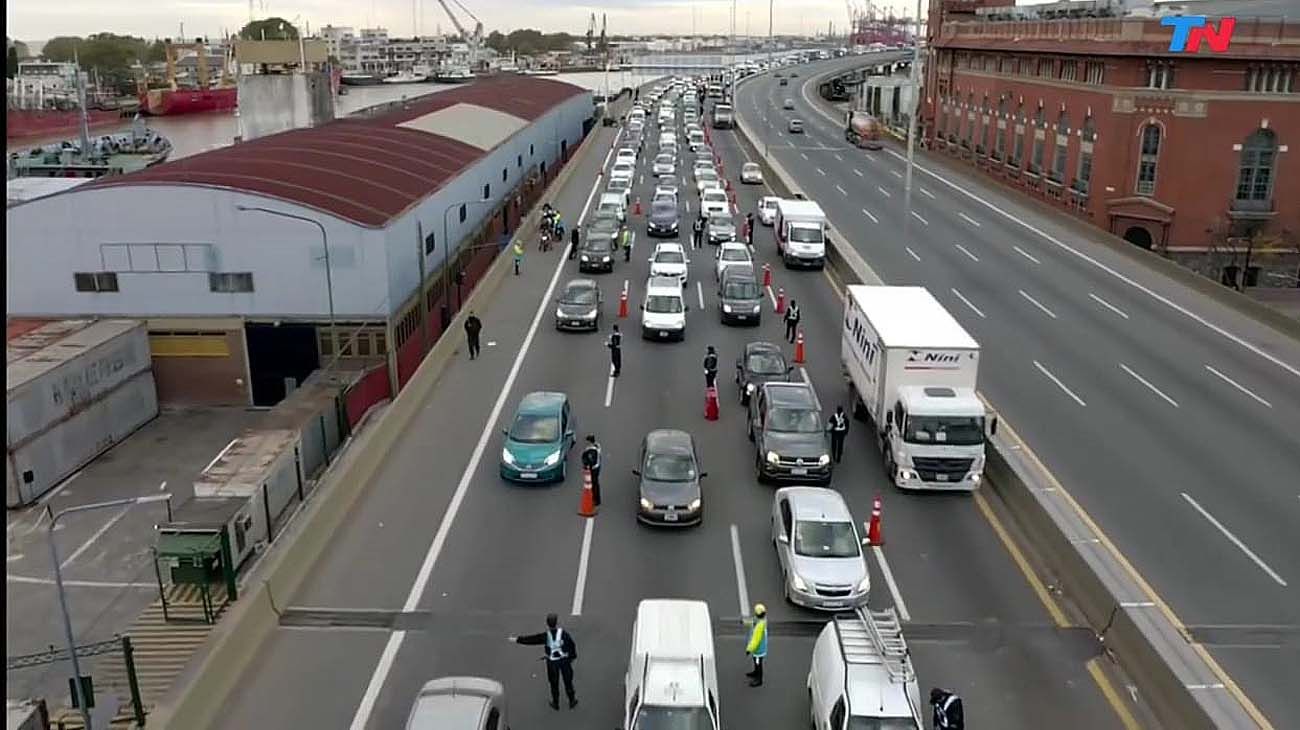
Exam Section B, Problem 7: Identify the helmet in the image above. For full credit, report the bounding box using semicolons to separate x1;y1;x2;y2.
753;603;766;617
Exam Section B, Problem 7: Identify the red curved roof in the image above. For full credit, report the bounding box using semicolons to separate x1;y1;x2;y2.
88;76;588;228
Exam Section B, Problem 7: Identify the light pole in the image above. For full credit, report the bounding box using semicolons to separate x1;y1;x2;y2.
235;205;337;359
49;494;172;730
441;198;494;328
766;0;774;157
902;0;923;242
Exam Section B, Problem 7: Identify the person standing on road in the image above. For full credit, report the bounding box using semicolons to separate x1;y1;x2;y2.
581;434;603;507
607;324;623;377
509;613;579;710
744;603;768;687
569;226;580;260
464;311;482;360
692;216;704;250
930;688;965;730
513;239;525;275
703;345;719;389
828;405;849;463
783;299;801;343
745;212;755;246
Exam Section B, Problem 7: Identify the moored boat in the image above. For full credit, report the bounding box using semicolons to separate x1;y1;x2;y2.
7;116;172;179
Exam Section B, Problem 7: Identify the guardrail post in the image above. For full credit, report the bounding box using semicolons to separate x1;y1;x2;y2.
121;635;146;726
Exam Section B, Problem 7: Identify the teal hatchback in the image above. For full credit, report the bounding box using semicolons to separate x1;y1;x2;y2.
500;392;576;483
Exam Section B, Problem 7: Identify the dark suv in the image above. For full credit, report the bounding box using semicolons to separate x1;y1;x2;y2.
748;382;831;484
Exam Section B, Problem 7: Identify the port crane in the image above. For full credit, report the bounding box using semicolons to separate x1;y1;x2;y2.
435;0;484;68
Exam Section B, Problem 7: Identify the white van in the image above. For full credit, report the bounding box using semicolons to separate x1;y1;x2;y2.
641;276;688;340
623;600;720;730
807;608;923;730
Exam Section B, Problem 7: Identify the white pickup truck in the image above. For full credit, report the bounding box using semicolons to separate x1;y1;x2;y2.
773;199;827;269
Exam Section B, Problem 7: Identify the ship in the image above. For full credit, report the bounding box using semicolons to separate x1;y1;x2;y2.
6;108;125;142
6;61;136;141
8;115;172;179
433;66;475;83
340;71;384;86
519;67;559;77
382;65;434;84
138;40;238;116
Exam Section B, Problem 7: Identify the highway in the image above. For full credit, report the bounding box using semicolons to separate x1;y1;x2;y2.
213;85;1132;728
735;56;1300;724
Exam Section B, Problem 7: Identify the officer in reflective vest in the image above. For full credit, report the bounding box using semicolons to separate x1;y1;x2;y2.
581;435;602;507
827;405;849;464
744;603;768;687
703;345;719;389
510;613;579;710
930;687;965;730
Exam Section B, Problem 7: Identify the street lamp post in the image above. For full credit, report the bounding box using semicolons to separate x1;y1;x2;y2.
441;198;494;329
902;0;923;241
766;0;774;158
48;494;172;730
235;206;337;358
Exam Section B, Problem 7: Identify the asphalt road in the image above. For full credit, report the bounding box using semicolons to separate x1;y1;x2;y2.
735;56;1300;725
213;84;1130;729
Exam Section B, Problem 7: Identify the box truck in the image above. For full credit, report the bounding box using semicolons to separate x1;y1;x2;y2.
841;285;996;491
773;199;827;269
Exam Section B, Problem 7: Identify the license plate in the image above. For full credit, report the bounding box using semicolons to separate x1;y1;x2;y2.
791;467;808;476
736;314;748;320
664;512;679;522
822;601;843;608
659;331;668;338
936;473;949;481
519;472;538;479
571;321;583;326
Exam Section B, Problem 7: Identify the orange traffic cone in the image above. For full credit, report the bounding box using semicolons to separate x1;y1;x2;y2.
775;287;786;314
634;197;642;216
618;289;629;318
793;330;806;364
705;386;720;421
578;468;597;517
762;263;772;287
866;496;884;546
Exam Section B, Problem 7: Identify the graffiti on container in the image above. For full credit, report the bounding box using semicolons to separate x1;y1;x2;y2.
47;346;131;409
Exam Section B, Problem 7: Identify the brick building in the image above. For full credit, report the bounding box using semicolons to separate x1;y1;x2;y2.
921;0;1299;288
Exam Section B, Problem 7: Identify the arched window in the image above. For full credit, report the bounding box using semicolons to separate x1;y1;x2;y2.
964;93;975;146
1052;111;1071;182
1235;129;1277;203
1135;123;1160;195
1012;101;1026;166
979;94;991;154
1031;106;1046;173
994;97;1009;159
1076;115;1096;192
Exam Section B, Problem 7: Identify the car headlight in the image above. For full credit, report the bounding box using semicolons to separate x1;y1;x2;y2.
543;451;561;467
818;454;831;466
501;448;516;465
970;473;982;485
580;254;590;262
640;497;654;510
752;304;762;313
602;256;611;262
555;308;564;318
790;572;808;591
688;498;702;511
856;576;871;593
582;310;597;319
723;304;733;313
745;383;755;394
766;451;780;465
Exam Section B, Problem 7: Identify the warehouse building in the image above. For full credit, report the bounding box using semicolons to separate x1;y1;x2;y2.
7;76;595;406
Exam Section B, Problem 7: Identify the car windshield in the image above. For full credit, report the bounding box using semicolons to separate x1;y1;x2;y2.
584;237;613;253
646;295;683;313
744;164;760;174
509;413;560;444
655;155;673;165
655;251;685;264
747;351;787;374
904;415;986;446
794;520;860;558
762;200;778;210
652;202;677;217
721;248;749;262
562;286;597;305
790;227;823;243
768;407;821;433
712;215;735;227
698;171;717;181
633;706;711;730
643;451;697;481
847;718;921;730
724;280;762;300
609;179;630;191
703;191;727;202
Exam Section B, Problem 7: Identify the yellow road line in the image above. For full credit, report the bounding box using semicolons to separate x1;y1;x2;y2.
1087;658;1145;730
972;490;1071;628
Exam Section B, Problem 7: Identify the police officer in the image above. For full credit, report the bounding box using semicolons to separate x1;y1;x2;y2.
620;223;633;262
703;345;719;389
692;215;705;250
744;603;768;687
606;324;623;377
930;688;965;730
828;405;849;463
783;299;801;343
745;212;755;245
509;613;578;710
581;434;602;507
463;310;482;360
569;225;580;260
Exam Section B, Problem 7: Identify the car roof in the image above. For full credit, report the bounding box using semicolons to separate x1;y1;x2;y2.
654;242;684;252
777;486;852;522
742;162;761;169
564;278;597;290
647;275;683;291
745;340;784;356
722;268;759;284
517;391;567;415
764;382;817;407
644;428;695;455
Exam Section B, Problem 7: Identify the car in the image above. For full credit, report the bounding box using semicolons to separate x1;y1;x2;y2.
658;132;675;147
757;196;780;226
641;275;688;340
790;71;798;77
652;185;679;203
693;149;715;164
634;429;706;526
610;161;635;181
779;77;789;86
647;199;681;237
615;147;638;166
688;133;707;152
774;71;784;79
718;267;764;327
707;213;738;246
700;188;730;218
577;231;616;273
500;391;576;483
714;240;752;280
554;278;603;331
741;162;764;185
597;191;627;222
735;341;792;404
660;140;678;158
652;153;676;177
692;158;716;174
648;242;689;286
748;381;831;484
695;169;720;193
606;176;633;206
771;487;870;610
404;677;508;730
783;98;795;110
788;118;804;134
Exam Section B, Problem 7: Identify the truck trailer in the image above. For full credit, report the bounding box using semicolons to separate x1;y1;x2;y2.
845;110;884;150
841;285;995;491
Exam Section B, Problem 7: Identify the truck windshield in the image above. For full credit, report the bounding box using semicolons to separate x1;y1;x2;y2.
789;226;823;244
904;416;985;446
634;706;712;730
794;521;860;558
848;719;920;730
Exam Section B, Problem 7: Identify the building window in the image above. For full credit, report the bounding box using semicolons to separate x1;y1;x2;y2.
517;154;523;167
1236;129;1277;202
1076;116;1096;193
994;99;1008;160
529;143;535;156
1019;57;1033;76
1030;107;1046;174
1135;124;1161;196
1246;65;1296;93
1086;61;1105;85
1060;60;1078;82
938;100;949;137
1146;62;1174;90
1037;58;1053;78
1051;112;1070;183
424;230;436;254
73;272;119;292
1011;102;1025;167
964;94;975;148
978;97;990;155
459;204;467;223
209;272;254;293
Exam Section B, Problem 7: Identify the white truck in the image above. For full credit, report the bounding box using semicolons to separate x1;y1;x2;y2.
623;599;720;730
841;285;995;491
773;199;827;269
807;607;923;729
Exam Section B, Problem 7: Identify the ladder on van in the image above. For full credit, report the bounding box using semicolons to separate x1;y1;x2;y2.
834;607;915;684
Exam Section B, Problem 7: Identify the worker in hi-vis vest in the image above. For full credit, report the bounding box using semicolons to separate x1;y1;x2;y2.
510;613;579;710
745;603;768;687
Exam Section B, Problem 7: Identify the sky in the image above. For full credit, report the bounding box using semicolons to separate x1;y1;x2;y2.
6;0;930;44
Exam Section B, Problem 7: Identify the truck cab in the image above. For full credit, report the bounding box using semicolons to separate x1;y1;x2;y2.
885;385;988;490
774;199;828;269
624;600;720;730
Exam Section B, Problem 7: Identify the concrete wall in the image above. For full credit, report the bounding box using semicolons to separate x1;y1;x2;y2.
237;73;336;142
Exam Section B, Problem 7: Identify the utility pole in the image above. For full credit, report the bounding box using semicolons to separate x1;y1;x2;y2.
766;0;774;157
902;0;922;242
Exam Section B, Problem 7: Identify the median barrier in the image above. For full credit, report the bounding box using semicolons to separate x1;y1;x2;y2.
148;101;622;729
734;91;1268;730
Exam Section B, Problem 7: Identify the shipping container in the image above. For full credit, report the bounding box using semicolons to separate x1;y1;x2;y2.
194;429;303;542
262;373;347;486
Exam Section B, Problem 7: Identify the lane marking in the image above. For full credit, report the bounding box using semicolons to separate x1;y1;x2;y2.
861;208;879;224
60;505;131;570
910;211;929;226
1019;289;1058;320
7;574;155;589
604;374;615;408
800;152;809;160
1119;363;1179;408
1086;658;1145;730
696;280;705;309
1089;292;1129;320
905;246;921;262
853;168;864;177
950;288;986;319
865;152;877;162
973;491;1070;627
835;184;847;196
876;186;891;198
571;517;596;615
882;149;1300;380
890;169;903;179
730;524;752;619
1181;493;1288;586
1033;360;1087;407
1204;365;1273;408
870;545;910;622
816;167;826;176
765;284;777;308
958;212;982;227
798;366;812;386
919;187;935;199
833;153;844;162
1013;245;1041;265
954;244;980;263
348;148;604;730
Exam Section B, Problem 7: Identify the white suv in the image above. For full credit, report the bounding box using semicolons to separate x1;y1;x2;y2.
700;189;730;218
641;276;688;341
648;242;689;286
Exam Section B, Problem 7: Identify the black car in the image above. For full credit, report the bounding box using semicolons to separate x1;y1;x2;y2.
718;269;764;326
578;234;616;273
554;278;603;331
735;341;793;404
748;382;832;485
647;199;681;237
634;429;707;527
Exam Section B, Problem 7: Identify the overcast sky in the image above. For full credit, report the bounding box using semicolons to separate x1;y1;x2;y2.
7;0;932;43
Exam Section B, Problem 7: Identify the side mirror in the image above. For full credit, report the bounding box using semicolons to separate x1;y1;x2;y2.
700;471;709;478
885;411;893;426
631;468;641;476
786;365;795;373
501;428;509;435
777;533;789;544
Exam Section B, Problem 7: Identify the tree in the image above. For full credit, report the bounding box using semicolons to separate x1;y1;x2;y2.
145;39;168;63
40;35;82;63
239;17;299;41
6;47;17;78
485;30;508;54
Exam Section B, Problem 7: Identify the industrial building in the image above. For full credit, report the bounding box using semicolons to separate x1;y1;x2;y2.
921;0;1299;288
7;76;595;407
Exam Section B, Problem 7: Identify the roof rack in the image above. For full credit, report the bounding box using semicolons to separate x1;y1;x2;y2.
834;606;914;684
